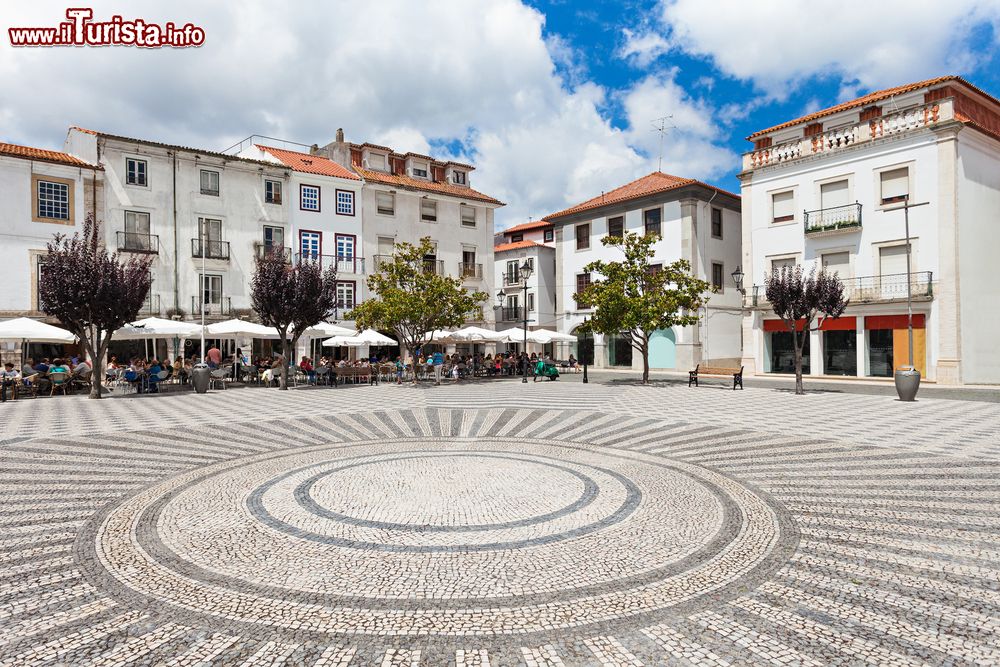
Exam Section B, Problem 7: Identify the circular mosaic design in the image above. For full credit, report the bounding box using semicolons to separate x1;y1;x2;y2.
82;434;794;640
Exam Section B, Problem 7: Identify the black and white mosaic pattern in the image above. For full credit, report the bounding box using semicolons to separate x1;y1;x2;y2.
2;382;1000;665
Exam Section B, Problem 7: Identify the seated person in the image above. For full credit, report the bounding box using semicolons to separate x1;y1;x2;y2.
1;362;20;401
48;358;70;374
299;356;315;382
33;358;51;374
146;359;164;393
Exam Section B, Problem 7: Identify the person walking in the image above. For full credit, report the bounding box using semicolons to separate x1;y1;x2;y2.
432;350;444;386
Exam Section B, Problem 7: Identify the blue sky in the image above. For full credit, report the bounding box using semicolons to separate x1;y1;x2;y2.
3;1;1000;227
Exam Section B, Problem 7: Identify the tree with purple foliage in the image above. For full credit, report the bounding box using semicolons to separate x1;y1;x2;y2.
39;214;154;399
251;250;338;390
764;265;849;395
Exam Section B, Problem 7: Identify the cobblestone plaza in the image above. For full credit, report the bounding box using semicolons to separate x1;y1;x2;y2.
2;381;999;665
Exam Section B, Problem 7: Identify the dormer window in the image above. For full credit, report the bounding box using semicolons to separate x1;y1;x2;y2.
412;162;429;179
367;152;386;171
453;171;467;185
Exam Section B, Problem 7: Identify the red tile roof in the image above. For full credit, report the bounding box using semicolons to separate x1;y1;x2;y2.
354;165;503;205
747;75;1000;139
503;219;553;235
257;145;360;180
494;239;549;253
0;142;99;168
546;172;738;220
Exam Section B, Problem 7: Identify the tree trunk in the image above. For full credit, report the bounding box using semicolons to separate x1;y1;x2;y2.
277;329;291;390
89;338;108;399
793;329;805;395
641;339;650;384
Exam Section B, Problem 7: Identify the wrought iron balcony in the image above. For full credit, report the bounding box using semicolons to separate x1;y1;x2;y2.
748;271;934;307
372;254;393;272
190;296;232;317
498;306;524;322
502;272;524;287
459;262;483;280
139;293;160;316
255;244;292;262
422;259;445;276
804;202;862;235
295;253;365;274
191;238;230;260
118;231;159;254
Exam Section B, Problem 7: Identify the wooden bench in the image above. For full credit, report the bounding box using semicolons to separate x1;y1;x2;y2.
688;364;744;390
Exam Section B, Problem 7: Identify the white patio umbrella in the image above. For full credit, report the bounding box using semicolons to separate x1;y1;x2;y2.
322;329;397;347
304;321;355;338
420;329;458;343
498;327;548;344
528;329;578;343
0;318;76;367
448;326;510;343
114;317;203;339
206;318;282;380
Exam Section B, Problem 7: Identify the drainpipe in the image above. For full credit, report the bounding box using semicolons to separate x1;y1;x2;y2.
172;151;179;315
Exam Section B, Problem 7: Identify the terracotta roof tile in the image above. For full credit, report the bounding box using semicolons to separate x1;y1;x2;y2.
354;165;504;206
494;239;549;253
503;219;553;234
746;75;997;139
546;172;737;220
257;145;360;180
0;142;99;168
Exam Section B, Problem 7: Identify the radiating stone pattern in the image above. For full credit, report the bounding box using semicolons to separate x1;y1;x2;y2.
1;381;999;665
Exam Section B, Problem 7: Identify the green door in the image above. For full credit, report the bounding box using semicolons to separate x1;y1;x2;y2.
648;328;676;369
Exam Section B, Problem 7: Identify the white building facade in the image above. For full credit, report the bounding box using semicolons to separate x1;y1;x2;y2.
739;76;1000;385
548;172;743;370
494;220;557;337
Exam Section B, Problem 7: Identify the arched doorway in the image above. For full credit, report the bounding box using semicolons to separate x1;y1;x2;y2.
571;327;594;365
648;328;676;369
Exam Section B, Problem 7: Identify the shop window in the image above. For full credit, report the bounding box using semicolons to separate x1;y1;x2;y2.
769;331;810;374
608;334;633;367
823;330;857;376
867;329;894;377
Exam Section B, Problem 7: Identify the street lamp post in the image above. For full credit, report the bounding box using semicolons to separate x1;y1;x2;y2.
581;316;589;384
889;197;929;401
519;260;533;383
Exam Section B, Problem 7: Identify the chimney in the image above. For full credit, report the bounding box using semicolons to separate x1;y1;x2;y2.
336;128;344;143
323;128;351;168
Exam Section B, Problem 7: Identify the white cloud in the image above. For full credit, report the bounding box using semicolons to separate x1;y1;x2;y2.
657;0;1000;97
618;28;671;68
0;1;737;229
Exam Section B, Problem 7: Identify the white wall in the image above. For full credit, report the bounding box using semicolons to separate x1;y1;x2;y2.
957;131;1000;384
494;245;556;330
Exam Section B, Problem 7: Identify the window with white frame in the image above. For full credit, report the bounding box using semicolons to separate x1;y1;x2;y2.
335;189;355;216
125;158;147;186
821;251;851;278
263;225;283;249
770;257;797;273
300;184;320;211
421;199;437;222
376;191;395;215
452;170;466;185
336;234;355;260
201;274;223;305
771;190;794;223
711;262;724;291
265;179;282;204
412;162;429;178
460;204;476;227
300;231;321;260
36;180;70;220
200;169;220;196
124;211;151;251
880;167;909;205
367;153;386;170
820;179;850;209
527;292;535;312
543;228;554;242
335;282;355;309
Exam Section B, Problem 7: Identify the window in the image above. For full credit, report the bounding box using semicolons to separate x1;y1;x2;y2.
880;167;909;205
300;231;321;260
201;274;222;306
421;199;437;222
367;153;386;170
335;189;355;216
608;216;624;238
124;211;151;251
263;225;283;248
576;223;590;250
711;207;723;239
643;208;661;237
335;282;356;309
35;256;49;310
506;260;520;282
453;171;466;185
527;292;535;312
543;228;554;242
412;162;429;178
376;191;395;215
511;233;524;242
125;158;147;186
36;179;70;221
820;179;850;209
772;191;794;223
711;262;724;291
336;234;355;260
200;169;220;196
770;257;796;273
265;179;282;204
460;204;476;227
822;251;850;278
575;272;592;305
300;184;320;211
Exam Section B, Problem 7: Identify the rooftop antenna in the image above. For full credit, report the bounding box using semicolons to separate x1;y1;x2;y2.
651;115;676;172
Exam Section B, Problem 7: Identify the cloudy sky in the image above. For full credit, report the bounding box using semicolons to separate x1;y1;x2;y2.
3;1;1000;229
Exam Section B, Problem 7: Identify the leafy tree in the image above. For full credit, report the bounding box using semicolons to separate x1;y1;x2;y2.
348;237;486;380
576;232;711;383
251;251;337;390
764;265;849;395
39;215;153;399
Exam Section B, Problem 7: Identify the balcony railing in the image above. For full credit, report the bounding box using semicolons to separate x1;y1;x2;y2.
117;231;159;254
372;254;393;272
502;273;524;287
804;202;862;235
191;238;230;260
745;99;951;171
422;259;445;276
190;296;232;317
459;262;483;280
296;253;365;274
465;307;485;323
255;244;292;262
748;271;934;307
139;293;160;316
498;306;524;322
